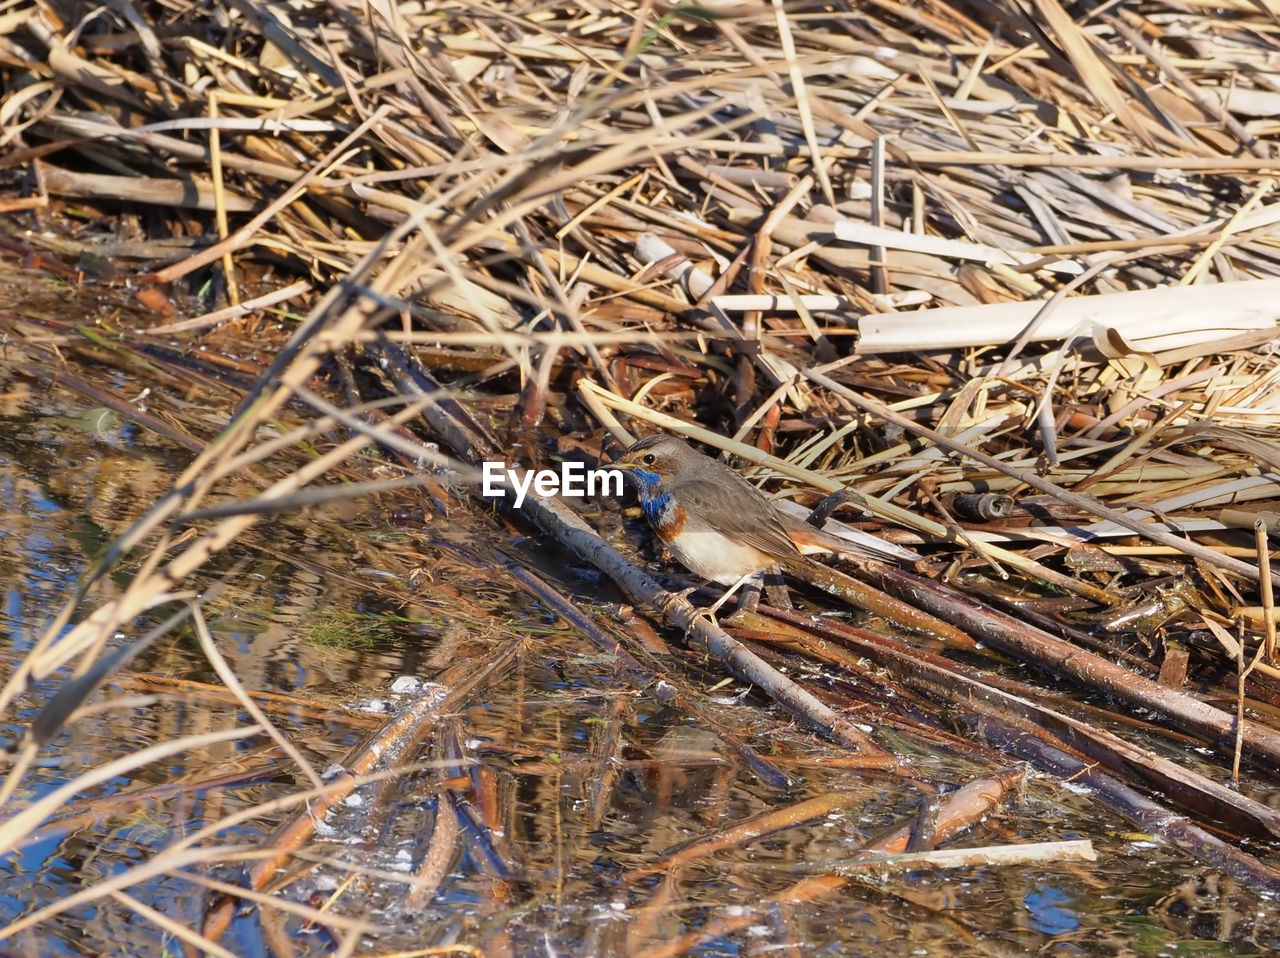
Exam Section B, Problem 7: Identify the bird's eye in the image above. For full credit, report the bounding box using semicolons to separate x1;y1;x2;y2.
642;453;656;465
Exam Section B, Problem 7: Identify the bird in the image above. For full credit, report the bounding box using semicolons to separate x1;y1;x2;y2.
611;433;902;616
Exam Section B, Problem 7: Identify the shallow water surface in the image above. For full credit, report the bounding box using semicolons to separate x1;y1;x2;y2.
0;326;1277;957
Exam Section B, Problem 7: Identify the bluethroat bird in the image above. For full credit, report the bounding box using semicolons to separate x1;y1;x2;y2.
612;434;901;616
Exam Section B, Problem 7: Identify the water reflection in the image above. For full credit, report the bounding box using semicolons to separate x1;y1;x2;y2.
1;340;1278;956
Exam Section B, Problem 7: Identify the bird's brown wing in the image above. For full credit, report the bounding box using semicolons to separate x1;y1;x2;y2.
778;510;904;562
668;477;803;563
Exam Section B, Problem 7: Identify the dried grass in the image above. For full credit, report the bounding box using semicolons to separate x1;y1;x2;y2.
5;0;1280;950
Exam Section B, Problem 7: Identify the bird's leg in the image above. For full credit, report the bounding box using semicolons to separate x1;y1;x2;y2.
804;489;870;528
678;570;761;629
729;575;764;616
659;582;708;615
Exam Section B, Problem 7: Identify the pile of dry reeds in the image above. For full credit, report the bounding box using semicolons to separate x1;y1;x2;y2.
4;0;1280;952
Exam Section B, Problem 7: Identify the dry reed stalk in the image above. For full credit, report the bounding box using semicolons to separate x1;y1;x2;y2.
8;0;1280;948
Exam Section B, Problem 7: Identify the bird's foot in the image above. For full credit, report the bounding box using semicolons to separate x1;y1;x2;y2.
686;590;738;632
683;572;764;630
658;584;703;616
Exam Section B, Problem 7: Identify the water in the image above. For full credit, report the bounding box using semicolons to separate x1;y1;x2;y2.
0;292;1277;956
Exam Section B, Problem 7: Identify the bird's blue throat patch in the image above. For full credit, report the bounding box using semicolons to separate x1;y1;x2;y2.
641;490;672;522
628;467;661;489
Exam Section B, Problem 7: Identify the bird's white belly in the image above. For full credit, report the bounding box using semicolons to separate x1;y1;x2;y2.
664;520;770;585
